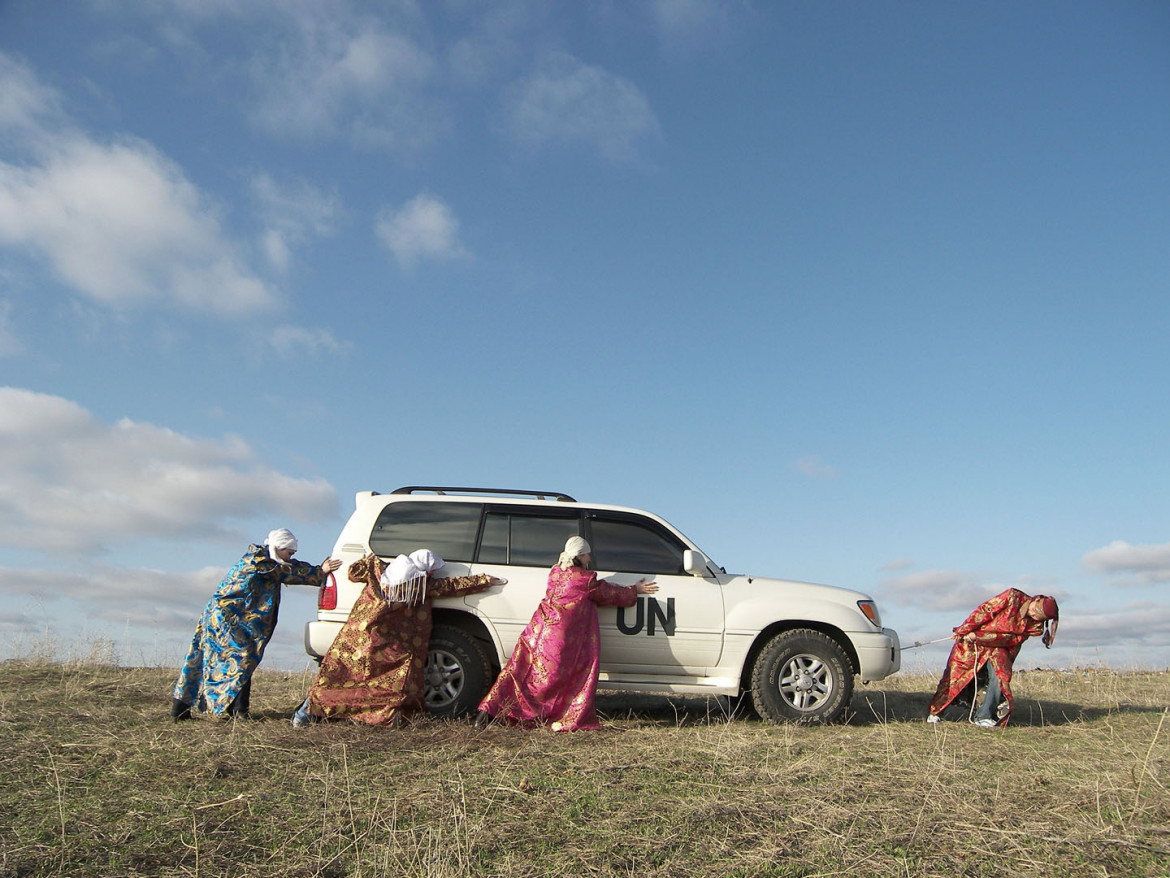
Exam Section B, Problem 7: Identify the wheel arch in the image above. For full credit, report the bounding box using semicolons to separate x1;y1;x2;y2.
430;608;501;673
737;620;861;693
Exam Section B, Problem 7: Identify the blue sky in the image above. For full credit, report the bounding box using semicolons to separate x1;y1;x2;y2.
1;0;1167;674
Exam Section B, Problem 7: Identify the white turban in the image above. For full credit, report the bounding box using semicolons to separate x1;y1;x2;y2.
557;536;591;569
265;528;298;563
380;549;444;605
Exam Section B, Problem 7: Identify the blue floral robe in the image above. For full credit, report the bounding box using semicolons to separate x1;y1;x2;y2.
173;544;328;716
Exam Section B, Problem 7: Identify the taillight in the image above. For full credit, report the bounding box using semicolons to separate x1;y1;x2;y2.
319;573;338;611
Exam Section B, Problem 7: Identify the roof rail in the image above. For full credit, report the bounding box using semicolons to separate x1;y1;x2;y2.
391;486;577;502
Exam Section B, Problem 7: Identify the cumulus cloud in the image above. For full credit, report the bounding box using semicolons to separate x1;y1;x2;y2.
0;387;338;554
878;568;1008;613
0;563;220;629
244;16;443;152
1084;540;1170;585
250;173;340;273
375;193;468;269
1054;599;1170;648
0;52;64;143
0;53;274;315
267;325;350;358
0;559;324;668
646;0;736;54
502;52;660;161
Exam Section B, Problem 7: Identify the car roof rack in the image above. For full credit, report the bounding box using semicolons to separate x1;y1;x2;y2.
391;486;577;502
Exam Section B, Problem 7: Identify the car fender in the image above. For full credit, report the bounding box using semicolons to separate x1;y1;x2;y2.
719;575;880;671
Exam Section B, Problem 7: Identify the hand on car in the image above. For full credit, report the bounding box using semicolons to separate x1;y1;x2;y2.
633;578;658;595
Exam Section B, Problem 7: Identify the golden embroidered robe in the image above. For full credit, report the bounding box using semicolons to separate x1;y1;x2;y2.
306;554;493;726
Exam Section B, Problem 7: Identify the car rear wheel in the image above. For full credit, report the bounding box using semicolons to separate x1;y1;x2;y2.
425;625;496;718
750;629;853;724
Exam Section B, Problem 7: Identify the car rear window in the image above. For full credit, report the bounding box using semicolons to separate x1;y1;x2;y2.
368;501;483;563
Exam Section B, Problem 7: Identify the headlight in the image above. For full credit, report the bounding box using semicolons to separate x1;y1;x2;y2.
857;600;882;628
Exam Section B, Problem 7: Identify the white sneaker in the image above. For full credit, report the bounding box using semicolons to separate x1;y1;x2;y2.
974;718;998;728
926;714;941;724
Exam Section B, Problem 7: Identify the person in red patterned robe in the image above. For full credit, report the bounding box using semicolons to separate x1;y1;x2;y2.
293;550;498;727
927;588;1059;727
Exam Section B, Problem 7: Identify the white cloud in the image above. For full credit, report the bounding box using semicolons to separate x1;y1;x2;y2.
1084;540;1170;585
878;568;1007;612
375;193;468;269
446;2;538;88
0;387;338;554
0;52;64;143
1053;600;1170;648
268;325;350;358
245;17;442;152
502;52;660;161
250;173;340;273
646;0;736;54
0;563;220;629
93;3;449;154
0;53;275;315
793;455;837;479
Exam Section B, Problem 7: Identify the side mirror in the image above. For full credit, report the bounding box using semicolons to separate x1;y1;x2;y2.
683;549;711;577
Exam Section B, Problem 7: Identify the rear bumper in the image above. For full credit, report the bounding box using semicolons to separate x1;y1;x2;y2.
304;620;343;660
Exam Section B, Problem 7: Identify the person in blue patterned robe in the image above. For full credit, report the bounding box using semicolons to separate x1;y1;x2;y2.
171;529;340;720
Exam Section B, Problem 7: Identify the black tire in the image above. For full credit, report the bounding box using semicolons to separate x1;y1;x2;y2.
749;629;854;724
425;625;496;718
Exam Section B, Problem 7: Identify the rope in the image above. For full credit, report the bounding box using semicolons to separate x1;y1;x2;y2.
899;635;952;651
968;644;980;724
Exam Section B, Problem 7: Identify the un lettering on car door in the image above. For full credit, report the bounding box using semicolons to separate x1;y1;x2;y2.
588;514;724;673
597;573;723;672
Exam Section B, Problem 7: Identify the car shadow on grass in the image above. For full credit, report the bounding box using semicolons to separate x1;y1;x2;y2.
847;687;1166;727
592;689;1164;729
595;692;744;727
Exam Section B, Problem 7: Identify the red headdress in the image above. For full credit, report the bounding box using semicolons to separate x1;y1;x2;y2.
1037;596;1059;648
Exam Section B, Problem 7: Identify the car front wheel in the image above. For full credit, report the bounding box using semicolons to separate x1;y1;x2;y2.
425;625;496;718
750;629;853;724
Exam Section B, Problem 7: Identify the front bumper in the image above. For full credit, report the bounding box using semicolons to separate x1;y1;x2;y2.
854;627;901;680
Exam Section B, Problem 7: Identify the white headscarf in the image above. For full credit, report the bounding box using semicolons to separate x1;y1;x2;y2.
265;528;298;563
557;536;591;570
379;549;444;605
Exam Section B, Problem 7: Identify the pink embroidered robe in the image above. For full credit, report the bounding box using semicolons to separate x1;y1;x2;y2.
928;588;1046;724
477;564;637;731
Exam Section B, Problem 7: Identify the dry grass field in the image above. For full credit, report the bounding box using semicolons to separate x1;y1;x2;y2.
0;659;1166;877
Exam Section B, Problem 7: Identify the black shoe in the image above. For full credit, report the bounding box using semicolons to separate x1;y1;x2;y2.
171;699;192;721
473;710;491;729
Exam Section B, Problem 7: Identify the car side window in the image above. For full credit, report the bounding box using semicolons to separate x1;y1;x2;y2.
369;501;483;563
589;515;686;575
477;511;580;567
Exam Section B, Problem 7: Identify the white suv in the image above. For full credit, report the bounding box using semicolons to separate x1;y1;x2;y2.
305;487;901;724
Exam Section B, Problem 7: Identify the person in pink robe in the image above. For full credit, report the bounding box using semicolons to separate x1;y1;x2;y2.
476;536;658;731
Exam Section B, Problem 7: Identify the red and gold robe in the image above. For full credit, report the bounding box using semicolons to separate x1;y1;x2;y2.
306;554;493;726
928;588;1046;724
